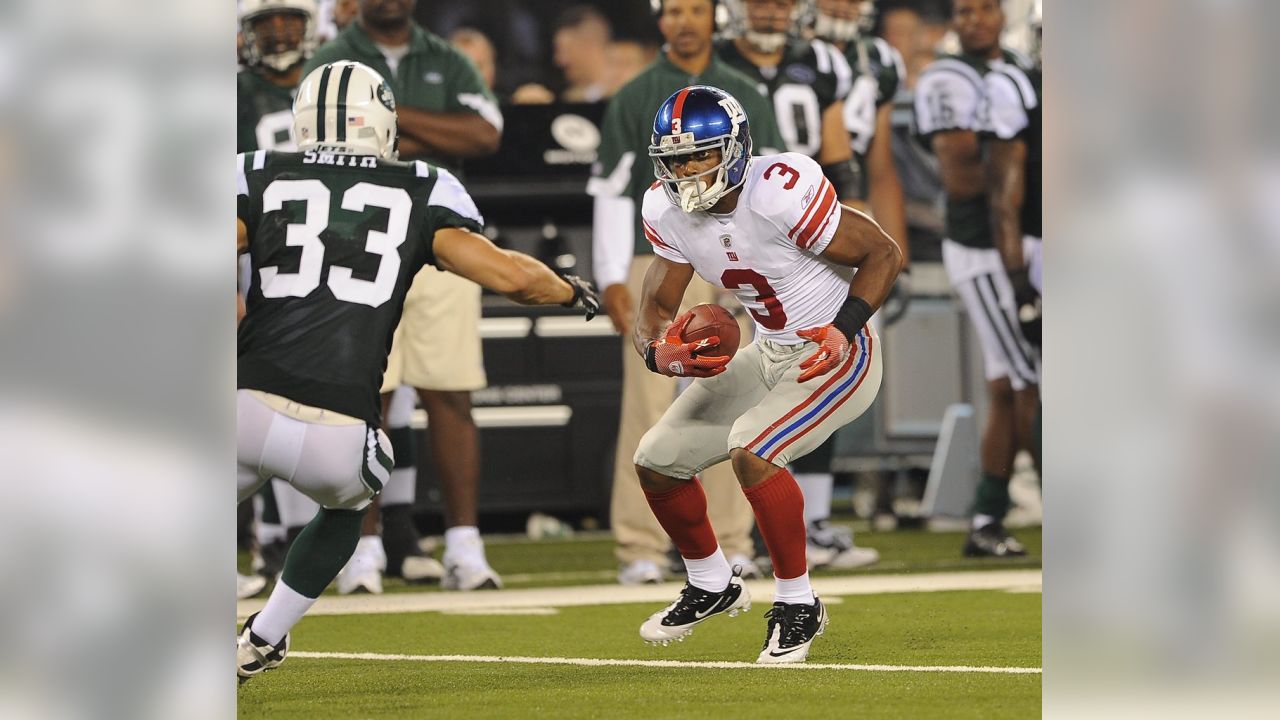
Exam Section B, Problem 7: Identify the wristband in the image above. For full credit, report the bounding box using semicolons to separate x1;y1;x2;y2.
831;296;873;342
644;342;659;373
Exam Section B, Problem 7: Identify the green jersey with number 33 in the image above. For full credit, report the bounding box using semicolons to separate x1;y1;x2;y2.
236;149;484;424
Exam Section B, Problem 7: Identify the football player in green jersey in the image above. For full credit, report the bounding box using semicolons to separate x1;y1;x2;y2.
237;1;322;596
915;0;1039;558
238;0;318;153
236;61;598;682
304;0;508;594
808;0;910;309
718;0;860;205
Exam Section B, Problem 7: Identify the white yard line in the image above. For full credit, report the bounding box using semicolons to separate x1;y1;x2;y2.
290;651;1041;675
238;569;1040;618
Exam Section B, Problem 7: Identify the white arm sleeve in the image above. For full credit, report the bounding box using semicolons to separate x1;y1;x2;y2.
592;194;635;289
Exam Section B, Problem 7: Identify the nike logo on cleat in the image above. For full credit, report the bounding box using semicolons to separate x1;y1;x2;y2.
768;647;803;658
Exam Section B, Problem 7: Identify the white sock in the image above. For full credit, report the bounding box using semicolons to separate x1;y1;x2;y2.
444;525;483;562
684;546;732;592
773;572;816;605
972;513;996;530
252;580;314;646
793;472;834;524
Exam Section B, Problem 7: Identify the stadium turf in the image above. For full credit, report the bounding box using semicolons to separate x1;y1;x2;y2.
238;526;1041;717
238;589;1040;718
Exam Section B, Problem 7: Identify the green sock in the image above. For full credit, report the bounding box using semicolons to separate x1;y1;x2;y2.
972;474;1012;521
281;507;364;598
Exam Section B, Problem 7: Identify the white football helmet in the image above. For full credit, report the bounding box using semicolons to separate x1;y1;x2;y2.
293;61;399;159
805;0;876;44
724;0;804;53
240;0;318;72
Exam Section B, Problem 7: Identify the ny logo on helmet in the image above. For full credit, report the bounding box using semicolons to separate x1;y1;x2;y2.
717;96;746;133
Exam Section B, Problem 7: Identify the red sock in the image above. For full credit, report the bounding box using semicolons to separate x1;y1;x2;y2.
643;479;718;560
743;467;808;580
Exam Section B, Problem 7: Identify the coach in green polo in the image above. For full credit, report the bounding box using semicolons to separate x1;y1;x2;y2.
302;0;508;591
303;0;502;170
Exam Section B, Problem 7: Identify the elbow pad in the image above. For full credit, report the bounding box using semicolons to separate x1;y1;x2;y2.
821;160;863;202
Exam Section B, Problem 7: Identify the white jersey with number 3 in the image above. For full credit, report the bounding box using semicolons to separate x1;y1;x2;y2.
641;152;852;345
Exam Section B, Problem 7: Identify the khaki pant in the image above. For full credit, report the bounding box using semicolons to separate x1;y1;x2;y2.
610;255;755;565
381;265;487;393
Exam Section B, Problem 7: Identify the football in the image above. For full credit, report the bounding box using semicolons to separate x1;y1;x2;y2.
681;304;740;360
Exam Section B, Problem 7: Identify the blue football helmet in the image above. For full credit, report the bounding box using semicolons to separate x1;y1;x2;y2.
648;85;753;212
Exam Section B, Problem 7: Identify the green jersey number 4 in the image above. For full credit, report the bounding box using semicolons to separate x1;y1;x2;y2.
259;179;410;308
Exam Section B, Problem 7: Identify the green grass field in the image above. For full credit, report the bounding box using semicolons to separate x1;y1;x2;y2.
238;527;1041;719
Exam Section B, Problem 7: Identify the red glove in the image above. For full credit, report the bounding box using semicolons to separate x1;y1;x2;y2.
796;324;852;383
645;311;732;378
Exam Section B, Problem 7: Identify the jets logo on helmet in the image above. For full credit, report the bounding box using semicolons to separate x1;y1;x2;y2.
293;61;399;160
649;85;753;213
239;0;318;73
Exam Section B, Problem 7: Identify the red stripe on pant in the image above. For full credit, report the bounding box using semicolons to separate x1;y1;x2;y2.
765;333;875;463
744;337;863;455
643;478;718;560
743;467;807;580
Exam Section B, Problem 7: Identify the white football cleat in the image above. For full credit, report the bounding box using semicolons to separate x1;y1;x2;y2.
618;559;664;585
237;572;267;600
335;538;385;595
237;613;289;682
726;554;762;580
827;545;880;569
400;554;445;583
442;535;502;591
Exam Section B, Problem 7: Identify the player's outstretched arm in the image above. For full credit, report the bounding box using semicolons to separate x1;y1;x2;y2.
432;227;599;317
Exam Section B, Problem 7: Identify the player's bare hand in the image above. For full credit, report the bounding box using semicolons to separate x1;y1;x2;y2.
796;324;851;383
645;312;730;378
603;284;635;334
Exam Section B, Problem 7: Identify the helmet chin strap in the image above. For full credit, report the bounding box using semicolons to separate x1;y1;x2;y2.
813;12;860;43
745;30;787;54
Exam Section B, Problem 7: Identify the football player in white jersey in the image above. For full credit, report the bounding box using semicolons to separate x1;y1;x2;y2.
631;85;901;663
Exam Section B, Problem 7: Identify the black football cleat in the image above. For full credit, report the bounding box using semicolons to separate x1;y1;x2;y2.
237;612;289;683
757;596;828;664
962;523;1028;557
639;568;751;645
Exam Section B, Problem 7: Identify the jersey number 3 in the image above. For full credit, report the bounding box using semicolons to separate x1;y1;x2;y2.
259;179;410;308
721;269;787;330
